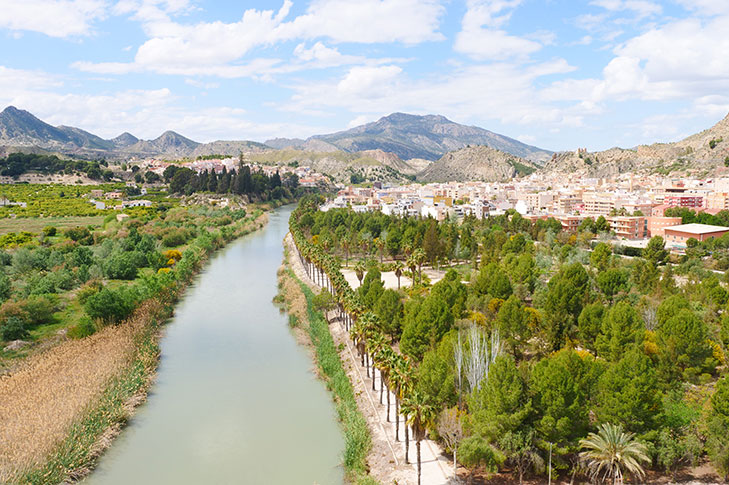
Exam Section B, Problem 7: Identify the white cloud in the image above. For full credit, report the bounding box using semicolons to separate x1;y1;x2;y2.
0;66;62;92
590;0;662;18
76;1;438;78
347;114;375;128
0;0;107;37
337;65;402;98
675;0;729;16
278;0;445;45
286;59;580;130
544;12;729;113
455;0;542;60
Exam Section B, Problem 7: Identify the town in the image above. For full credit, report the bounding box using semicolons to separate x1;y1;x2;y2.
324;170;729;252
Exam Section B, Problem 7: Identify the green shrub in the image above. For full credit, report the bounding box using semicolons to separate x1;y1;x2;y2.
104;252;140;280
1;316;29;340
42;226;57;237
0;273;11;302
28;273;58;295
84;286;137;324
65;226;91;242
68;316;97;339
161;228;194;247
70;246;94;267
22;294;61;326
52;268;77;291
77;280;103;304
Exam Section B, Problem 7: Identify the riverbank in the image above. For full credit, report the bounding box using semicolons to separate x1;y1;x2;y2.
277;237;377;485
0;209;269;484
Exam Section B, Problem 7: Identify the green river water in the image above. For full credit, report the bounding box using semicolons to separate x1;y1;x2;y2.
84;205;344;484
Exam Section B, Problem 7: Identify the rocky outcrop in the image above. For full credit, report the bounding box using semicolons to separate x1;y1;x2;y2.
417;145;537;182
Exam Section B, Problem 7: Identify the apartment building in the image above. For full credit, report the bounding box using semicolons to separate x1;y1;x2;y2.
606;216;647;239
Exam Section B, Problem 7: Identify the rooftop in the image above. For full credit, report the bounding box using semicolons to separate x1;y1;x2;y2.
664;223;729;234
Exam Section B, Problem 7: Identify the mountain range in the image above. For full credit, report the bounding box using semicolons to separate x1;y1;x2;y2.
0;106;551;164
2;105;729;183
265;113;553;163
0;106;268;160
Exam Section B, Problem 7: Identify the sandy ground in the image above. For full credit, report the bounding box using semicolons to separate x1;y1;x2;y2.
285;234;455;485
341;267;446;290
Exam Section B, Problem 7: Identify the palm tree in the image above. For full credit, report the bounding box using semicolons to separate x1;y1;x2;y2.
579;423;650;485
402;390;436;485
413;248;426;285
340;238;351;267
406;253;417;287
379;350;395;421
354;260;366;287
374;237;386;263
394;261;404;290
402;241;413;257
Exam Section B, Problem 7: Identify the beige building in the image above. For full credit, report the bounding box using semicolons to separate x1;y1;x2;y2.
647;216;683;237
706;192;729;211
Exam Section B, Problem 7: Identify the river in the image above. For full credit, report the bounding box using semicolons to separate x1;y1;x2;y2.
85;205;344;484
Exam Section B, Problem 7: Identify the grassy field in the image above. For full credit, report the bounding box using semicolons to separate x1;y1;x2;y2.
0;216;107;235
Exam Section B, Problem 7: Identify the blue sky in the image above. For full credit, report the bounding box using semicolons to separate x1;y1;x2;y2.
1;0;728;152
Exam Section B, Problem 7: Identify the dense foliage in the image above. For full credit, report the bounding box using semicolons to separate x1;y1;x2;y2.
0;153;111;180
164;163;301;201
289;196;729;482
0;202;260;362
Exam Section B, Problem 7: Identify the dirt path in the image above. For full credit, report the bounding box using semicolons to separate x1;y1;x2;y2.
285;233;453;485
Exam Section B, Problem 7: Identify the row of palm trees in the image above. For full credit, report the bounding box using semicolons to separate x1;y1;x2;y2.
290;202;435;485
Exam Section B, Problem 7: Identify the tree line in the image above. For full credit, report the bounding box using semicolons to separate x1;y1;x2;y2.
0;153;112;180
163;163;301;200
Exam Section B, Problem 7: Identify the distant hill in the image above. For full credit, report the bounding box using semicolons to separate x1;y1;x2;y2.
111;132;139;148
248;147;428;184
418;145;538;183
542;112;729;177
0;106;268;160
311;113;552;162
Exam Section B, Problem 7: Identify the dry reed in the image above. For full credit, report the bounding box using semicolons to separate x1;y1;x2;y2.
0;311;144;481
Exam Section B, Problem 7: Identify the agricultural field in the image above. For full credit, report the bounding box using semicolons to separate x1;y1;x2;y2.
0;216;106;235
0;183;125;218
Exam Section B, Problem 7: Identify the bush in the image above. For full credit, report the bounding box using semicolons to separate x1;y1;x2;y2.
1;316;29;340
104;252;140;280
84;286;137;324
0;273;11;302
458;435;503;478
52;268;77;291
70;246;94;267
65;226;91;242
28;273;58;295
42;226;57;237
0;302;29;330
22;294;60;326
68;316;97;339
163;249;182;261
77;280;103;305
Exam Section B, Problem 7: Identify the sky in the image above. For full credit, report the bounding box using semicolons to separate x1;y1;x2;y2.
1;0;728;152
